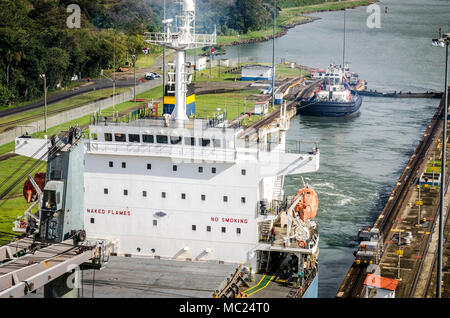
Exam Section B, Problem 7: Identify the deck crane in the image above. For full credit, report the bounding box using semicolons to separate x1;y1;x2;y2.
0;127;112;298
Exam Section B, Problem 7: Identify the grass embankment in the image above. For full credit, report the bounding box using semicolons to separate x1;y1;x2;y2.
196;89;261;120
0;85;165;156
0;87;130;134
31;86;165;139
193;62;309;82
1;81;82;112
0;156;46;243
218;0;378;46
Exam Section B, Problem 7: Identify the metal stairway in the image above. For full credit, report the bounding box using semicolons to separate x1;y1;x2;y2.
273;176;284;201
260;221;272;243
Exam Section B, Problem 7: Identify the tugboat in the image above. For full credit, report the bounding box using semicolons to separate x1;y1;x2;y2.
298;64;363;117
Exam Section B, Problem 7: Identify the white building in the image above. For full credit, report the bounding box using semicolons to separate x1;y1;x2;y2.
364;274;399;298
186;56;207;71
241;65;273;81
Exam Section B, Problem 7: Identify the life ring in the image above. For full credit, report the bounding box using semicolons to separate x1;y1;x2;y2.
298;240;306;248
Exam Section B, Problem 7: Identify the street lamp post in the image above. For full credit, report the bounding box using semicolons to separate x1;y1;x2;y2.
100;74;116;110
39;74;47;134
433;32;450;298
132;54;137;102
272;0;277;110
163;0;166;99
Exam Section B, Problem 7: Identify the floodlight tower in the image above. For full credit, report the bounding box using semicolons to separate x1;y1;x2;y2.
145;0;216;121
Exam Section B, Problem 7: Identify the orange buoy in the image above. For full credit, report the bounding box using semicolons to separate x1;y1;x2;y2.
298;240;306;248
293;186;318;221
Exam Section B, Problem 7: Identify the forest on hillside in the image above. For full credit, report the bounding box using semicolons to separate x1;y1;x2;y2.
0;0;332;105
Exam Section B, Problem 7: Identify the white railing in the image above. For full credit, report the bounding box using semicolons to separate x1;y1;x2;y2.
144;32;216;49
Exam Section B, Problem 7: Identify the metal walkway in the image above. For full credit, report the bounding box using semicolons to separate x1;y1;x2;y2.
0;238;107;298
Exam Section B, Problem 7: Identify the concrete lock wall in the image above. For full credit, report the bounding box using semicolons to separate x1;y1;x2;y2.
0;79;162;147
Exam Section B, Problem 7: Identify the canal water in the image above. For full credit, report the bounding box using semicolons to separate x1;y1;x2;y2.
223;0;449;297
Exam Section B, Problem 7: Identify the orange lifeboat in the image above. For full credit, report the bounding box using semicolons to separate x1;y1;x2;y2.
23;173;46;203
293;186;318;221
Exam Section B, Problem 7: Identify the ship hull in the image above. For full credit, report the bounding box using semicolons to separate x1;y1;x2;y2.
298;93;362;118
302;273;319;298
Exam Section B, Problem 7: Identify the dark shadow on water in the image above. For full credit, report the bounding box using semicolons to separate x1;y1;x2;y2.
297;111;362;125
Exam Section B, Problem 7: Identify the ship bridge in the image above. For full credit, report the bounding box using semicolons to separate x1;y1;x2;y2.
87;118;319;177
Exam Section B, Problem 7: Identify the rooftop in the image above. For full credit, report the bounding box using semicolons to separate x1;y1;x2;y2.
363;274;399;291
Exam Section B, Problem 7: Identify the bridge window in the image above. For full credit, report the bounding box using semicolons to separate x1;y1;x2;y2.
212;139;221;148
105;133;113;142
201;194;206;201
109;161;113;168
143;135;154;143
222;227;226;233
173;165;177;171
143;191;147;197
162;192;166;198
236;228;241;234
200;138;211;147
198;167;203;173
206;226;211;232
157;135;168;144
181;193;186;200
170;136;182;145
223;196;228;202
104;188;108;194
128;134;140;143
147;163;152;170
114;133;126;142
122;162;126;168
241;169;246;176
192;225;196;231
212;167;216;174
90;218;95;224
241;197;246;204
185;137;195;146
124;189;128;196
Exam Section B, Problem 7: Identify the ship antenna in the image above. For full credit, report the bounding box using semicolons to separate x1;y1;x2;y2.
272;0;277;111
343;8;346;71
145;0;216;122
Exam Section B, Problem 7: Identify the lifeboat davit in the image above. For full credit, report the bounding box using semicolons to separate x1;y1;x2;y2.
293;186;318;221
23;173;46;203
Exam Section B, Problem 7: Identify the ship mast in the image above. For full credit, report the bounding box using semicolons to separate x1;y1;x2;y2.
145;0;216;121
342;8;346;72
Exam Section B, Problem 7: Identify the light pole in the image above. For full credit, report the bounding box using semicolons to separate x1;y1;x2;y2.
433;32;450;298
163;0;166;100
272;0;277;110
39;74;47;134
131;54;137;102
100;74;116;110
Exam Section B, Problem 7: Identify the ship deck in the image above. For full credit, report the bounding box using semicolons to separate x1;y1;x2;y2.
25;256;239;298
245;256;303;298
